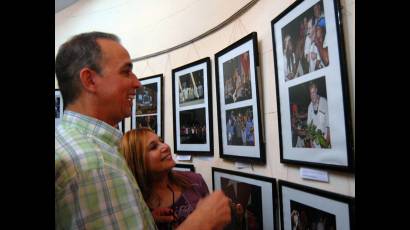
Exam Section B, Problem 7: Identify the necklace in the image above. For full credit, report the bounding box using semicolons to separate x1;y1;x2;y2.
167;184;175;210
167;184;177;229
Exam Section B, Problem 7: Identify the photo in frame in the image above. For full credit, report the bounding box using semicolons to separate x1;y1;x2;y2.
278;180;354;230
215;32;265;163
131;74;164;138
172;57;213;155
212;167;277;230
173;163;195;172
55;89;63;127
271;0;354;171
117;119;125;134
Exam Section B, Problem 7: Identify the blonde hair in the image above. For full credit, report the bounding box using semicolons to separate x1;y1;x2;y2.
119;128;191;203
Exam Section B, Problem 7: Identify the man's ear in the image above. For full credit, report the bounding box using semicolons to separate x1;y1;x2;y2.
79;68;97;93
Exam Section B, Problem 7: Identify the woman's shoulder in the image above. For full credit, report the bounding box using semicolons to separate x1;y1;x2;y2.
174;171;204;183
174;171;209;196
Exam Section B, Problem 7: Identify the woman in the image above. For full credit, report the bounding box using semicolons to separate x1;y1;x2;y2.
119;128;209;229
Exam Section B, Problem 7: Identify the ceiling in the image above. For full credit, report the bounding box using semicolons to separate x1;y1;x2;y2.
55;0;254;59
55;0;78;13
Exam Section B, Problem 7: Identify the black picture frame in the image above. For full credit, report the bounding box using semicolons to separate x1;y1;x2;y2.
55;89;63;126
215;32;265;164
173;163;195;172
212;167;278;230
131;74;164;139
278;180;354;230
172;57;213;156
271;0;354;172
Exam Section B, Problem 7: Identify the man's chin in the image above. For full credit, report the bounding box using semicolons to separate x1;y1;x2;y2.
122;110;132;119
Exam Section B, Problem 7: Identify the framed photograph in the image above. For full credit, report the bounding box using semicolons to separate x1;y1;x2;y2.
55;89;63;127
132;74;164;138
212;167;277;230
278;180;354;230
172;57;213;155
173;163;195;172
215;32;265;163
271;0;354;171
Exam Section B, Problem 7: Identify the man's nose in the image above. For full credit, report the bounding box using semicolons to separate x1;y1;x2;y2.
132;73;141;89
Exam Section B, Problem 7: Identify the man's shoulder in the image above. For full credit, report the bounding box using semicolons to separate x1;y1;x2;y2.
319;96;328;105
55;125;105;174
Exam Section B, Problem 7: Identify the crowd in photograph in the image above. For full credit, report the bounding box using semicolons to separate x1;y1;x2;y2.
180;122;206;144
136;116;157;131
137;88;154;106
179;75;204;104
283;2;328;81
224;52;252;104
226;109;254;146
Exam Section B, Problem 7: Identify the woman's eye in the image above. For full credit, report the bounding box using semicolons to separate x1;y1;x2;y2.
149;143;160;150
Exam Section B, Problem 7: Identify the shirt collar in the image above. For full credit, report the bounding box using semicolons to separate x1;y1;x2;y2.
62;110;123;147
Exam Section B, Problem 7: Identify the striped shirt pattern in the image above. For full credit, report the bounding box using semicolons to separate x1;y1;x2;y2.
55;111;156;230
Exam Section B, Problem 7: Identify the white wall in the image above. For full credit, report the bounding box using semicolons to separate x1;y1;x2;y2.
56;0;355;197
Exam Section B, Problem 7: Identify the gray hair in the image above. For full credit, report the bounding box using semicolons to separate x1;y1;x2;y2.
55;31;120;108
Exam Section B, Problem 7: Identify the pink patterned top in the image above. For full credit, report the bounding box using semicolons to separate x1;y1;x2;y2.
155;171;209;230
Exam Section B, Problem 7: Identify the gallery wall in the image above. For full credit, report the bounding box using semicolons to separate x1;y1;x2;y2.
55;0;355;197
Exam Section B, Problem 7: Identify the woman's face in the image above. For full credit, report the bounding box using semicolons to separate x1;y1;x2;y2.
145;132;175;174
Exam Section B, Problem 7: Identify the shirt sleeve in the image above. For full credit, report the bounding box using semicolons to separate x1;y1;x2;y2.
56;166;156;230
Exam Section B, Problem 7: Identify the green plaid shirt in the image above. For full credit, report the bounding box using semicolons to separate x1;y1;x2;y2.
55;111;156;230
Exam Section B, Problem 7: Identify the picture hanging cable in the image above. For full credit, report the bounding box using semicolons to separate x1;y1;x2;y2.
193;42;200;59
228;20;239;44
185;42;200;62
237;18;248;36
163;53;172;73
141;60;155;77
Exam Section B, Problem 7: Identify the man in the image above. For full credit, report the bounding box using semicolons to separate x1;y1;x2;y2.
312;2;325;28
314;24;329;67
283;34;297;81
306;82;330;148
304;18;323;73
55;32;231;229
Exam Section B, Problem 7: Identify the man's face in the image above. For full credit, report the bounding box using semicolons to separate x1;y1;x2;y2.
94;39;141;124
309;86;318;103
303;17;308;28
314;4;321;17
